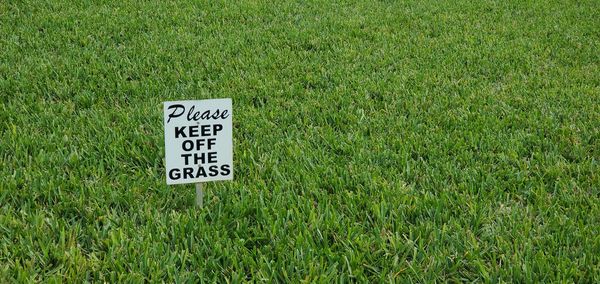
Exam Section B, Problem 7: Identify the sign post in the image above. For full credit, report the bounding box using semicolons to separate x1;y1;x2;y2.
163;98;233;207
195;183;203;207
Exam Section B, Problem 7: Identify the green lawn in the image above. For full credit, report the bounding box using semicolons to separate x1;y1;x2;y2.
1;0;599;282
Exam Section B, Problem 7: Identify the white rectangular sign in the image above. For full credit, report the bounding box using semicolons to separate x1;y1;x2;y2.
164;99;233;185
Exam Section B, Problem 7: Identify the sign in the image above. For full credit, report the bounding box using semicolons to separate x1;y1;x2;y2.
164;99;233;185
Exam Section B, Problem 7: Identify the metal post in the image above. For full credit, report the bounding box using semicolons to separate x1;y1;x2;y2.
195;183;204;207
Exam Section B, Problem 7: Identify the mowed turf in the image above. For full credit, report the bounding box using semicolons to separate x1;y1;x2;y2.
1;0;599;282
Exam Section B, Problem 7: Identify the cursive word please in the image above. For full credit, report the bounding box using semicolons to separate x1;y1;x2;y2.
166;104;229;123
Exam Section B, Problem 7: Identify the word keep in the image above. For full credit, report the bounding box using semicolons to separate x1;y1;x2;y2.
175;124;223;138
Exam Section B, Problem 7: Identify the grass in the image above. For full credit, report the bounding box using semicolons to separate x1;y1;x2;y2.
1;0;599;282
